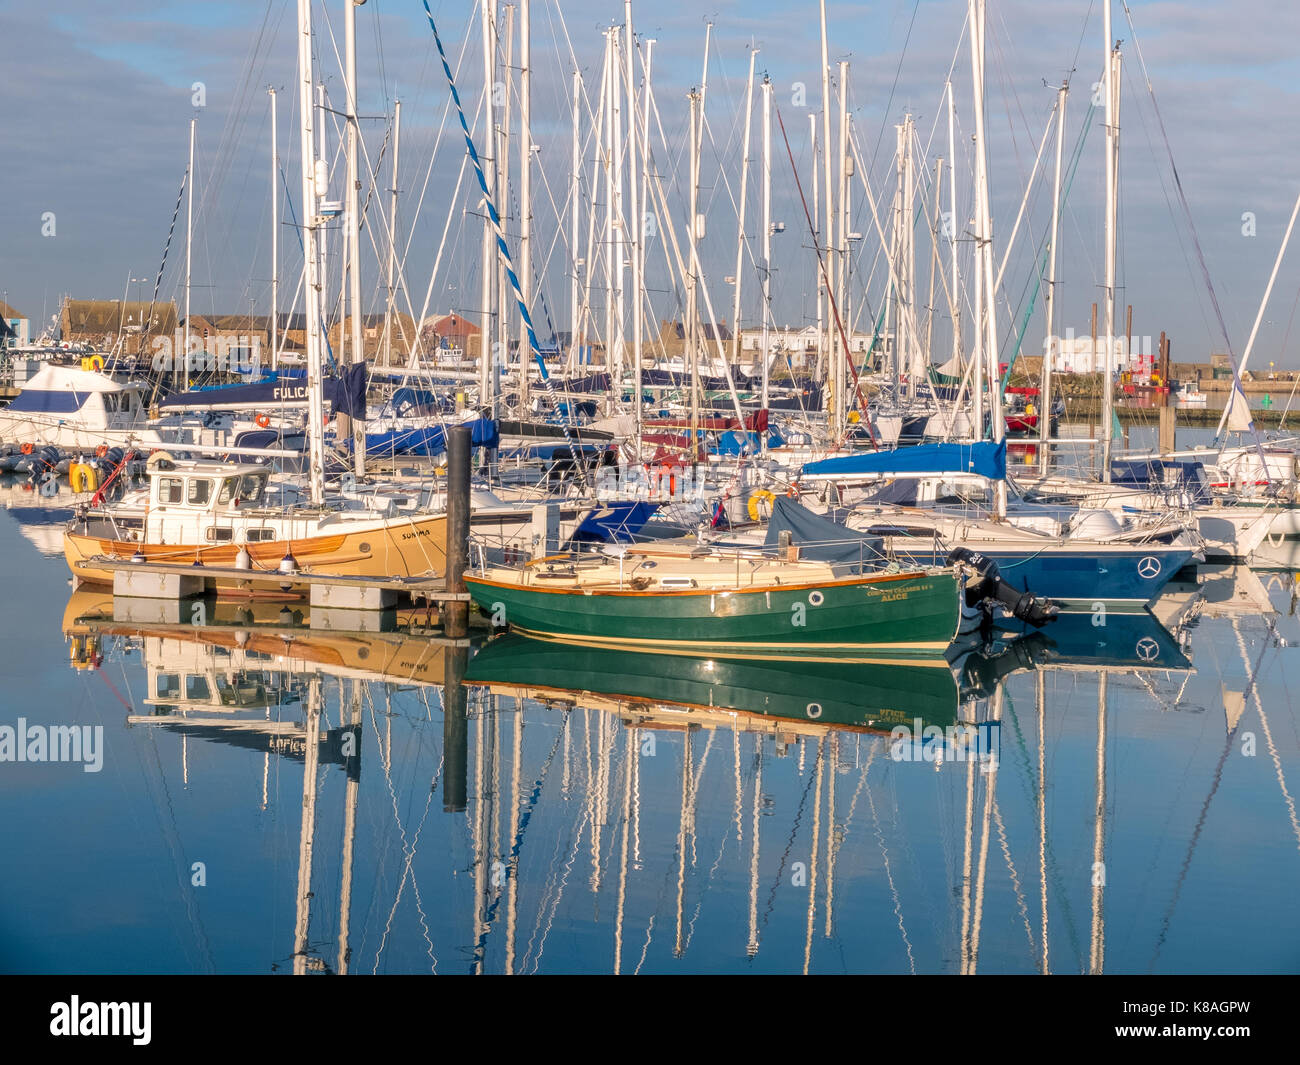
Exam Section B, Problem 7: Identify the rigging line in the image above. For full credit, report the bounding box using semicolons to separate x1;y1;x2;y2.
368;694;441;973
863;749;915;972
469;724;566;973
1119;2;1264;456
866;0;922;174
758;748;820;935
1008;679;1084;966
1148;622;1269;971
144;170;189;402
992;792;1037;962
421;0;589;493
774;102;876;446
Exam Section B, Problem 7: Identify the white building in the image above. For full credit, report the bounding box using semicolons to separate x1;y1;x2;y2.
1047;332;1153;375
738;324;891;360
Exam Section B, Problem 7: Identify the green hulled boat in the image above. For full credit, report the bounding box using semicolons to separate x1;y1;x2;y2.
464;546;966;658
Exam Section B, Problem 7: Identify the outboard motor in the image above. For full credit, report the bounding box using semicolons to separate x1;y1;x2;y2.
947;547;1059;628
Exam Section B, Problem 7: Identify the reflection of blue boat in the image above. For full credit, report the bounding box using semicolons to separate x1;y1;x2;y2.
994;607;1191;671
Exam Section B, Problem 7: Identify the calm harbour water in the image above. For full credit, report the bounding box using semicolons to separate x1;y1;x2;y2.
1;475;1298;976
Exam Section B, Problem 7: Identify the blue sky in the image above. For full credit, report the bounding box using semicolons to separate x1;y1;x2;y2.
3;0;1300;366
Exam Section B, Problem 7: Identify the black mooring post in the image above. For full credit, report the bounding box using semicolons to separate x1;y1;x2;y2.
445;425;471;638
442;641;469;813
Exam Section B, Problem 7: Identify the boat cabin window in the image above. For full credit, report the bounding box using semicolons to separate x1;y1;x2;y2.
156;673;180;699
205;527;233;542
157;477;183;504
239;474;266;504
120;393;132;412
217;477;238;504
187;479;213;506
185;675;210;701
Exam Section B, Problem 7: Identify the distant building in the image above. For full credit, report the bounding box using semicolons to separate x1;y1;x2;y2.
0;300;28;347
61;298;177;354
737;324;886;361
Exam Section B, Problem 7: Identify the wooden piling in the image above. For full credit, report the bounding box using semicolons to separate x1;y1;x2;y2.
444;425;471;638
1158;332;1176;454
442;641;469;812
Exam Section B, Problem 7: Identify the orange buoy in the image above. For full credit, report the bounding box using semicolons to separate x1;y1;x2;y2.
95;444;109;458
255;413;272;428
20;442;33;455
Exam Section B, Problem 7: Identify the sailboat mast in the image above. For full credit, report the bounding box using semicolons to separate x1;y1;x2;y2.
836;62;850;434
1041;84;1067;475
819;1;835;428
602;31;614;393
761;75;773;447
298;0;326;505
731;48;758;377
479;0;496;417
1102;1;1120;482
611;22;625;387
687;88;701;449
947;80;961;367
269;89;279;370
638;38;656;450
569;70;582;375
969;0;1005;516
317;83;329;329
383;100;401;367
497;5;514;409
344;0;365;478
624;2;641;424
183;116;195;392
519;0;532;412
811;112;821;380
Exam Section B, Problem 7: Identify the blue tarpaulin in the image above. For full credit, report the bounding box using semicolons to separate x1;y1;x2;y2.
801;440;1007;481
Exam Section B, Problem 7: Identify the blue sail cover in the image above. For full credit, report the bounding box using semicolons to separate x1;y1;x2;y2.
801;440;1007;481
362;417;499;457
6;390;88;413
159;363;365;413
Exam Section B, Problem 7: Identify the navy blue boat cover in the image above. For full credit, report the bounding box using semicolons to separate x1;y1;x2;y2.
763;496;886;571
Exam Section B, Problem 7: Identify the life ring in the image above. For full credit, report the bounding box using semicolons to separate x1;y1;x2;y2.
254;413;272;428
20;442;33;455
95;444;108;458
146;450;175;470
748;488;776;522
69;462;99;493
89;355;104;372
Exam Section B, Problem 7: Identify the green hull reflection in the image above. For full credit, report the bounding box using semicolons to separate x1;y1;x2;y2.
466;633;962;733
